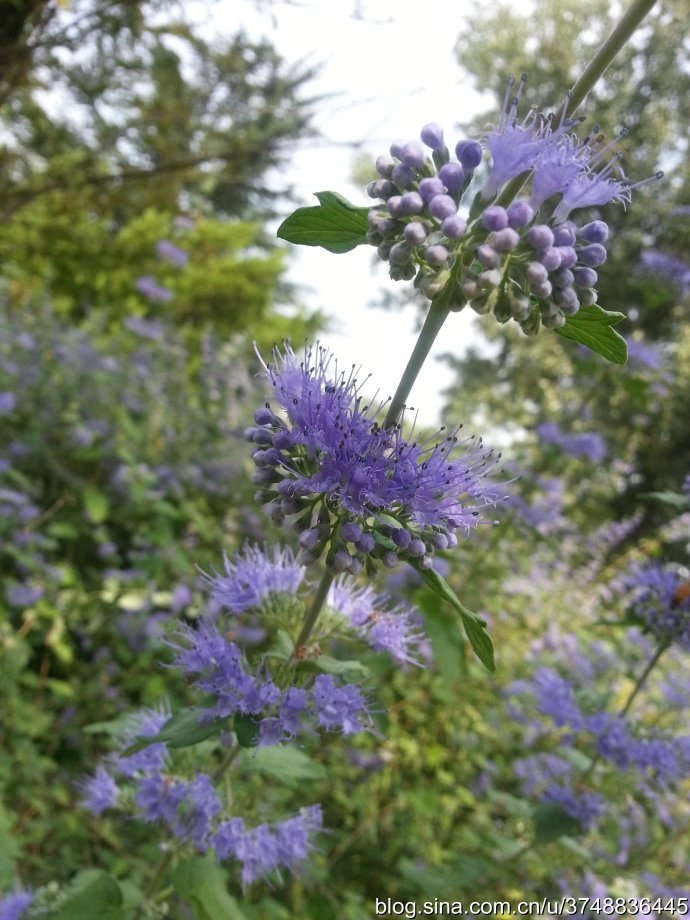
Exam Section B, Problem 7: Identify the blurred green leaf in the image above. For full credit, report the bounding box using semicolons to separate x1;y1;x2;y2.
121;708;230;756
54;870;124;920
239;745;326;786
83;487;109;524
532;802;583;844
172;855;246;920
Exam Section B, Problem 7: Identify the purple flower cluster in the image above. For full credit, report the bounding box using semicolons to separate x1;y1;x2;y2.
246;343;505;574
621;563;690;649
536;421;607;462
79;726;323;883
328;577;427;666
200;544;304;614
365;77;660;334
135;275;173;303
639;249;690;298
0;890;33;920
169;618;371;742
212;804;323;887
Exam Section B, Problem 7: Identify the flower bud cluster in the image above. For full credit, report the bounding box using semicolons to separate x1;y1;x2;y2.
461;210;610;333
365;79;660;334
247;343;505;577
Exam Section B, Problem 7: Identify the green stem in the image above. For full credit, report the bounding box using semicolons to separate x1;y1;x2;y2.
383;296;452;429
618;638;668;718
293;568;335;653
563;0;658;117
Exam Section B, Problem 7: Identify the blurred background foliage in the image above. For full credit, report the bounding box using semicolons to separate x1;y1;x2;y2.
1;0;690;917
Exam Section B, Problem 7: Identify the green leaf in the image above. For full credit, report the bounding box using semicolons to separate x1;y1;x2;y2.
374;512;402;530
54;870;124;920
121;708;229;756
411;564;495;671
532;802;583;844
554;304;627;365
83;486;109;523
239;745;326;787
421;606;466;681
309;655;370;677
234;713;261;748
172;855;247;920
640;490;689;509
277;191;369;253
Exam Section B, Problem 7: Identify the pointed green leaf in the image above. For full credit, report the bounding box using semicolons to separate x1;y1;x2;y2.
277;191;369;253
532;802;583;844
121;708;230;756
54;871;124;920
239;745;326;786
172;855;247;920
410;564;495;671
554;304;627;365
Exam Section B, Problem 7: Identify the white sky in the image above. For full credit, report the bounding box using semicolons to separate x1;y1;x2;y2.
201;0;499;424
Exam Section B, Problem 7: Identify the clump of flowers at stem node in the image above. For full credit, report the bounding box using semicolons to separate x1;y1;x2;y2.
246;343;507;575
365;75;662;334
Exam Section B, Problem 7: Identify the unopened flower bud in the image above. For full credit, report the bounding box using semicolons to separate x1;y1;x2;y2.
520;308;542;336
579;220;609;243
492;228;520;252
542;311;566;328
438;162;465;194
376;154;396;177
341;521;362;543
407;538;427;557
579;287;598;306
441;215;467;239
429;195;457;220
476;244;500;269
507;201;534;228
392;163;416;188
553;286;580;315
382;551;398;568
254;407;278;426
573;267;598;288
419;176;445;202
481;205;509;231
556;246;577;269
525;261;549;285
299;528;320;550
531;280;553;299
477;269;502;291
392;527;411;549
424;245;449;267
455;139;483;170
356;533;376;554
538;247;561;271
401;141;427;169
420;122;445;150
552;223;576;246
399;191;424;215
526;224;555;250
403;221;428;245
578;243;607;267
551;268;574;288
390;241;413;264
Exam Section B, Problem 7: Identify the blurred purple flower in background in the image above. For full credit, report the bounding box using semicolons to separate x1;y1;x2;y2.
156;239;189;267
135;276;173;303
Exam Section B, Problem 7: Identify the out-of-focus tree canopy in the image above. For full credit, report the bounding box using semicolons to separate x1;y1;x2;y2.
0;0;322;342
